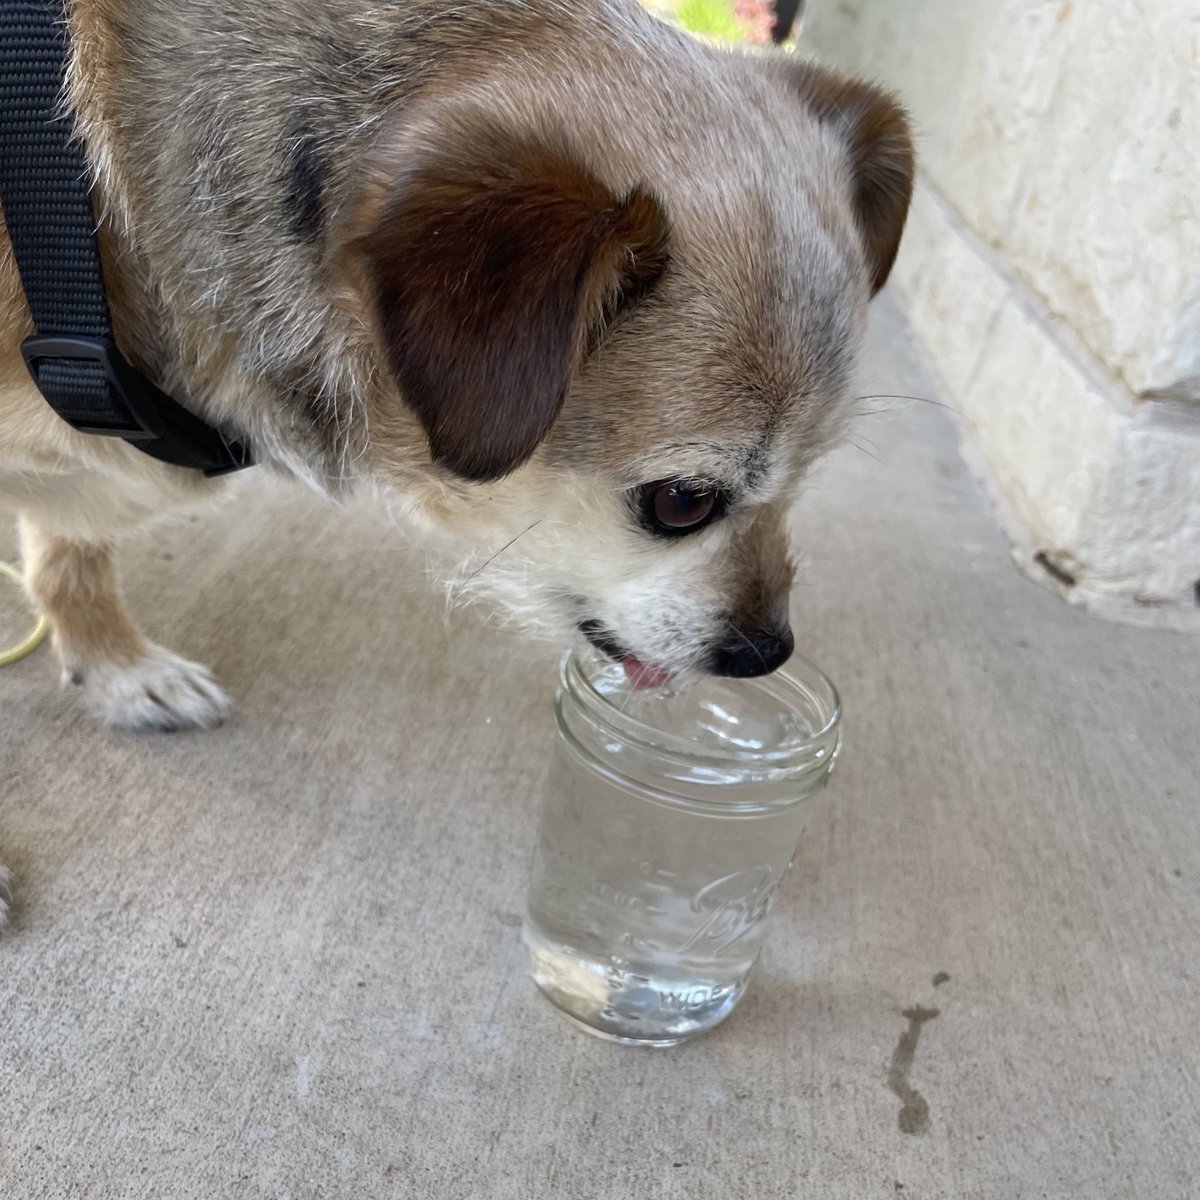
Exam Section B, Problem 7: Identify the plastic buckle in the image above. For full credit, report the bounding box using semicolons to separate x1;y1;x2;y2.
20;334;169;440
20;334;253;476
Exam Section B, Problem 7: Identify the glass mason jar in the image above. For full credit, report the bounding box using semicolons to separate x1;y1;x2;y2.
523;649;842;1047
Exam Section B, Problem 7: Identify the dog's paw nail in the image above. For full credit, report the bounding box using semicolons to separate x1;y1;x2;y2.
80;645;232;732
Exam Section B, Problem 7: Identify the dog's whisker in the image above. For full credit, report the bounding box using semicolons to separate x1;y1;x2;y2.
846;438;885;466
449;518;545;606
853;392;955;413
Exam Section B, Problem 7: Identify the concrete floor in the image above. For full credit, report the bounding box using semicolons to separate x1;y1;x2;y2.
1;297;1197;1199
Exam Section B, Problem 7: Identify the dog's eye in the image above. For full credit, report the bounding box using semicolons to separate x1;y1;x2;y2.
654;482;715;529
638;480;727;537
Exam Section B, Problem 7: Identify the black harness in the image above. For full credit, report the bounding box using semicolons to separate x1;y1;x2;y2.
0;0;252;475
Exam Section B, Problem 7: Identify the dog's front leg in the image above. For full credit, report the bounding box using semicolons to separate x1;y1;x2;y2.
17;516;230;732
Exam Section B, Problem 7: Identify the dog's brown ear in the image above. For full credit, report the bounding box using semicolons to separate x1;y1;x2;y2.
355;139;669;482
781;63;914;294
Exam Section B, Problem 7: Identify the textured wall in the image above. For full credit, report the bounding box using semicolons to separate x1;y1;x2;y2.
802;0;1200;621
804;0;1200;403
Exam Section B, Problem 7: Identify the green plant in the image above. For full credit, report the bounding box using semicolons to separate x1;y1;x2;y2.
675;0;746;41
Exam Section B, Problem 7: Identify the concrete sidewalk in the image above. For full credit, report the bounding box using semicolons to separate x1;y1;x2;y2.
2;296;1197;1199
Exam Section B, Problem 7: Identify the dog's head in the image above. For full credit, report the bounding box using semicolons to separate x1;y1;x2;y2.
347;48;912;686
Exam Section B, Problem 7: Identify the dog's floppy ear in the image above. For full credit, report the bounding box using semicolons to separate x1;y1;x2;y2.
355;137;669;482
780;63;914;294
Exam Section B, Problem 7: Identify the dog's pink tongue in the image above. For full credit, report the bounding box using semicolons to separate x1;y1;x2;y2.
622;655;672;691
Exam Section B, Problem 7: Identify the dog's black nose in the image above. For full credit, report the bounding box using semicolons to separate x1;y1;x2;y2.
710;623;795;679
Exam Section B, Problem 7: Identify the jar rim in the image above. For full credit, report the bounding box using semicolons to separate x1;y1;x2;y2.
560;648;842;776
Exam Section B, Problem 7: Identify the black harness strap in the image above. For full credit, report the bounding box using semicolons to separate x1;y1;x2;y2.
0;0;252;475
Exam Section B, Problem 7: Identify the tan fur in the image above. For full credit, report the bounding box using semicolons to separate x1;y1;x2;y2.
18;519;145;674
1;0;912;737
729;505;797;633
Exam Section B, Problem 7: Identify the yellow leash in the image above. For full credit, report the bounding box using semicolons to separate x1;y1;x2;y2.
0;561;48;667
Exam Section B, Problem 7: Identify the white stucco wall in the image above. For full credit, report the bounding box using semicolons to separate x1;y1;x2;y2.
801;0;1200;624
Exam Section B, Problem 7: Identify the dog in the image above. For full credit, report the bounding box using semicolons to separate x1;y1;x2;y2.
0;0;911;921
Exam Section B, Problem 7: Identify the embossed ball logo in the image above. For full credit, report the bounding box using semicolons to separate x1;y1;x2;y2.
677;865;779;953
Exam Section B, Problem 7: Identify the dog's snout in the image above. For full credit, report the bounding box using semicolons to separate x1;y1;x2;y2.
710;622;795;679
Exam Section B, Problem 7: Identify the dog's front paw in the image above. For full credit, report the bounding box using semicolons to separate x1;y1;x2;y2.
75;644;232;732
0;866;13;929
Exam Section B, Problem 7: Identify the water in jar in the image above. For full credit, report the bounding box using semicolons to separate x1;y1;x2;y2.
524;669;825;1046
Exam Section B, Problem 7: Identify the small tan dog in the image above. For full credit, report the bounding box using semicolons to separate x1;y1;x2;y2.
1;2;911;741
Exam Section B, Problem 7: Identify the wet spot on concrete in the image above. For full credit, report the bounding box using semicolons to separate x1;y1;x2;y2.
887;1006;939;1136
